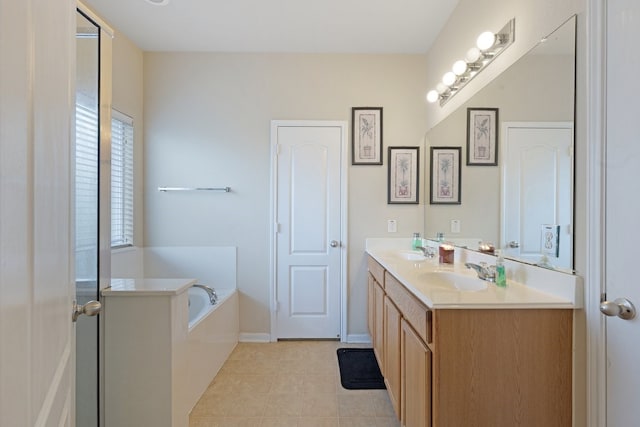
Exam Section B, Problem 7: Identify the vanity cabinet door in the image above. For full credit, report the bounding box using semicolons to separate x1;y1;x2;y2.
401;318;431;427
367;274;375;339
373;280;385;373
383;296;401;418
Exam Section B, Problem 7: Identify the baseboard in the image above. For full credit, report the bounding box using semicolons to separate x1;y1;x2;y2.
345;334;372;344
238;332;272;343
238;332;371;344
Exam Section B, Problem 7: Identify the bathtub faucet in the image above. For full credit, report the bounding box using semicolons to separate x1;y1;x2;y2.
193;284;218;305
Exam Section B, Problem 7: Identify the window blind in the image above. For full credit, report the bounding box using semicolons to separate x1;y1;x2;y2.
111;110;134;248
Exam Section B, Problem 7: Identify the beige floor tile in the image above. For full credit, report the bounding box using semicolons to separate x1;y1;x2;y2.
301;393;339;417
264;393;303;417
299;417;340;427
370;392;396;418
189;342;400;427
225;393;269;417
260;417;300;427
189;417;262;427
337;394;375;417
270;374;306;394
302;374;338;394
339;417;400;427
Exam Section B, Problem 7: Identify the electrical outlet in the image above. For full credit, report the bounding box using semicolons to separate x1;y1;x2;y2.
387;219;397;233
451;219;461;233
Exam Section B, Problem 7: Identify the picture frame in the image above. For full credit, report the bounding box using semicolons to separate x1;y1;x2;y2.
352;107;383;165
388;146;419;204
430;147;461;204
466;107;499;166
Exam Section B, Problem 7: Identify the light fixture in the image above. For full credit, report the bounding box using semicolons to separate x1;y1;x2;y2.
426;18;515;106
476;31;497;51
442;71;456;86
452;60;468;76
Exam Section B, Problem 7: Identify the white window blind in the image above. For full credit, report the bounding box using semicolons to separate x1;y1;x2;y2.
75;102;99;279
111;110;134;248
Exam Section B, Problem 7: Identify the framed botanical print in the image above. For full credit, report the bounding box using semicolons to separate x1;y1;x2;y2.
352;107;383;165
430;146;461;204
388;146;419;204
467;107;499;166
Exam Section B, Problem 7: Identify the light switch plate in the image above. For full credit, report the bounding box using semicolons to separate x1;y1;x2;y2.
388;219;397;233
451;219;461;233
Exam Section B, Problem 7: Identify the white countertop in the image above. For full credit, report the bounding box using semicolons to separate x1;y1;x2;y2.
366;240;581;309
102;278;197;296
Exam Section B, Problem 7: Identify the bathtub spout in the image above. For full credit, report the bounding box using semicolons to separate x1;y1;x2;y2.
193;284;218;305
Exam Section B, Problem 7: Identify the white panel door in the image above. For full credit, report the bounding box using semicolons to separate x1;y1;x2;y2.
274;123;344;339
502;122;573;269
604;0;640;424
0;0;75;425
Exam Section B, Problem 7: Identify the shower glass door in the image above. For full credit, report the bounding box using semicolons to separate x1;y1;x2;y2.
75;10;100;426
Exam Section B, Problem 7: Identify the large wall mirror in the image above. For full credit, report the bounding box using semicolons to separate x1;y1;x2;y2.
424;15;576;272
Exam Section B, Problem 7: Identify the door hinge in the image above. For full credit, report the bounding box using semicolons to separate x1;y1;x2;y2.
275;144;281;155
274;222;281;234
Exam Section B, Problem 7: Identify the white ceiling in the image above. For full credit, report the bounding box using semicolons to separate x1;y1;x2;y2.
82;0;460;53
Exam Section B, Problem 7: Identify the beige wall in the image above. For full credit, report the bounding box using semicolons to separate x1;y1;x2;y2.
142;53;428;339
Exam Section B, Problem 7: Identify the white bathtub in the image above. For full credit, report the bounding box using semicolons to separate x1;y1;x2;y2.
185;285;239;415
188;286;235;329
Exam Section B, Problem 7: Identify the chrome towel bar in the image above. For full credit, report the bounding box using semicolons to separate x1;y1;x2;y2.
158;186;231;192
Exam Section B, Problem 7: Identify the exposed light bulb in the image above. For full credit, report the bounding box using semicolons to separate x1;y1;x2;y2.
436;83;447;94
442;71;456;87
465;47;481;63
452;60;468;76
426;90;439;103
477;31;496;51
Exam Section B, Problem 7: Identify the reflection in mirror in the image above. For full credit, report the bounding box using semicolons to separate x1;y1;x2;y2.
425;16;576;272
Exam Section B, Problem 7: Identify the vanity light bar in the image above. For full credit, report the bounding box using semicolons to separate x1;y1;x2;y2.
426;18;515;106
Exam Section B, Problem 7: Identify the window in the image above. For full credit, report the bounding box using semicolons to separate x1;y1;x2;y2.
111;110;134;248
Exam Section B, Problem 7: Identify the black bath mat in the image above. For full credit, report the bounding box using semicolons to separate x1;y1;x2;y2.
336;348;386;390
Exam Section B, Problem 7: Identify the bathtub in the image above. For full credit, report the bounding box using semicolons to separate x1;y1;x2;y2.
188;285;235;329
185;285;239;414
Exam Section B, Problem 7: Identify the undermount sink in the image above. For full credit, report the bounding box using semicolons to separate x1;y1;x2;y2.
420;271;488;292
396;250;427;261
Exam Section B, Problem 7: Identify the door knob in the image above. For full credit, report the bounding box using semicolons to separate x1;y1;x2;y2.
507;241;520;248
330;240;340;248
72;300;102;322
600;297;636;320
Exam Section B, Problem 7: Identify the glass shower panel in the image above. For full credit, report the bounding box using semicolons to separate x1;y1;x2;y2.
75;10;100;427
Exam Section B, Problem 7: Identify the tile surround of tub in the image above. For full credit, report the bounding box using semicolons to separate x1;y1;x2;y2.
189;341;399;427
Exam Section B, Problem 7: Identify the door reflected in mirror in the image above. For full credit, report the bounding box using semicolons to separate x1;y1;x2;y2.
425;15;576;272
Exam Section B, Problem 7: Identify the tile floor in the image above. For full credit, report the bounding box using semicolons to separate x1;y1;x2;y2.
189;341;400;427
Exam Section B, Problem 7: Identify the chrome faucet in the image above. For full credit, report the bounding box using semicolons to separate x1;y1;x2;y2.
415;245;436;258
193;284;218;305
464;262;496;282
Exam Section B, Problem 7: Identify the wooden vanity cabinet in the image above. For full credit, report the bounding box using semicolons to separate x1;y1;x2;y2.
366;255;573;427
383;296;402;417
401;318;431;427
367;257;386;374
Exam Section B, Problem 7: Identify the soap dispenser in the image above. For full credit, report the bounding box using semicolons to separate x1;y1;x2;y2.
495;250;507;287
412;232;422;250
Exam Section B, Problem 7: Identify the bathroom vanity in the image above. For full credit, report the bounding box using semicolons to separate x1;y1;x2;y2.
366;239;581;427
